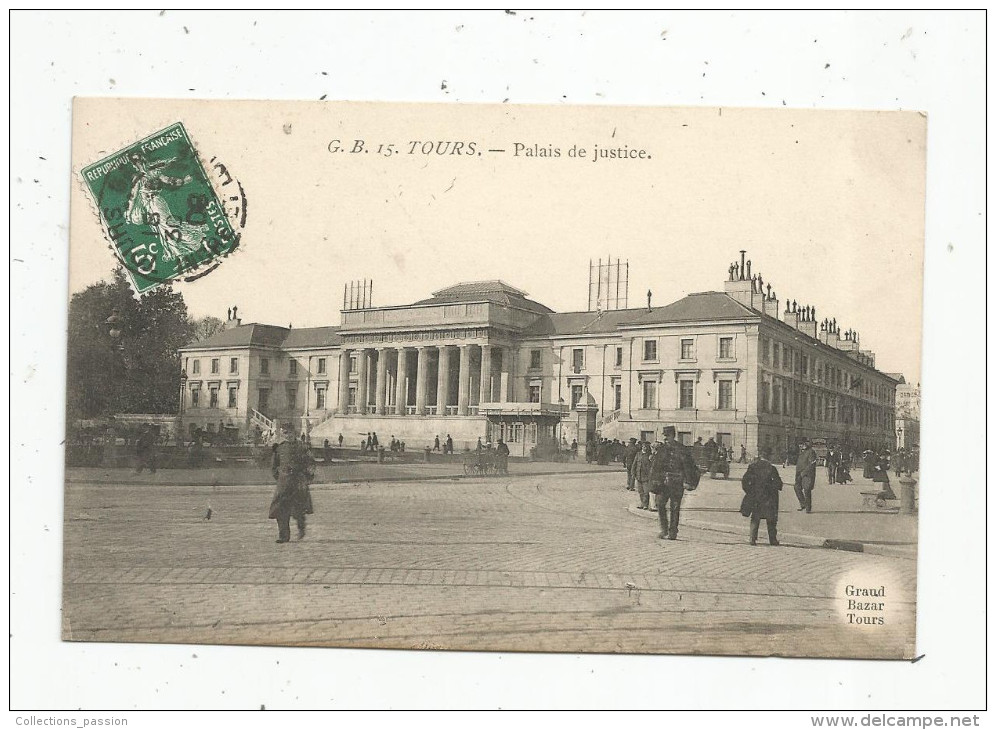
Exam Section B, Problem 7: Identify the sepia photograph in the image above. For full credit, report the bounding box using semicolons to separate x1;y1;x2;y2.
64;99;923;659
10;9;986;715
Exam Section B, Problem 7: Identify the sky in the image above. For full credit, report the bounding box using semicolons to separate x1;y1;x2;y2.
70;99;925;381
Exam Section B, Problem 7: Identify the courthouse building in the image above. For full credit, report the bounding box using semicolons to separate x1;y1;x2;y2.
178;253;900;457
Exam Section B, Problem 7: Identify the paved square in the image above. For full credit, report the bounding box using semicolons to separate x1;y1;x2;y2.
63;470;916;658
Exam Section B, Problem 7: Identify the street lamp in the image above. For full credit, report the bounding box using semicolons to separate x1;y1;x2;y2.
105;308;124;349
178;368;188;446
896;426;903;450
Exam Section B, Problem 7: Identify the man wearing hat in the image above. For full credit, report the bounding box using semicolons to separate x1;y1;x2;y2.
794;439;818;513
269;421;314;543
623;437;640;492
740;445;782;545
652;426;697;540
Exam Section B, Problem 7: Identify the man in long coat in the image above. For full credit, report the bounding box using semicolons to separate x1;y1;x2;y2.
794;440;818;513
633;442;653;510
741;446;782;545
623;438;640;491
652;427;697;540
269;421;314;543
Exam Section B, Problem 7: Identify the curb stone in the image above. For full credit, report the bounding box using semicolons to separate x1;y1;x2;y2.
625;505;915;559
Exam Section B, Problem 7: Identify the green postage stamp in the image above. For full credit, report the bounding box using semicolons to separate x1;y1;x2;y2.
80;122;242;294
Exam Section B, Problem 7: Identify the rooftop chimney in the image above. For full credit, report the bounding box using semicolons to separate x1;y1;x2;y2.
224;304;242;330
783;299;800;329
723;250;762;310
798;304;817;339
646;289;652;312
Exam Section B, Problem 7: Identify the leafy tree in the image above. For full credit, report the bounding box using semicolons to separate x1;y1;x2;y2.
192;315;225;342
66;269;196;421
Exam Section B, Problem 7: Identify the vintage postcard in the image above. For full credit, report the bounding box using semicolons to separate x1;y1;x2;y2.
65;98;924;659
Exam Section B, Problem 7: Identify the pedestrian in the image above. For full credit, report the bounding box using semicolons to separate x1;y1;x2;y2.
445;434;453;454
571;439;578;459
623;437;640;491
433;435;441;452
323;438;332;464
739;443;747;463
740;445;782;546
269;421;314;544
371;432;379;450
134;425;157;474
634;442;653;510
652;427;698;540
337;432;343;448
476;437;483;452
794;439;818;513
496;438;510;475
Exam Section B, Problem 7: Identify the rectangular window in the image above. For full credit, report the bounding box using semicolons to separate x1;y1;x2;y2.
286;385;297;408
191;389;200;408
209;388;219;409
718;380;733;410
349;355;358;374
679;380;694;409
317;358;326;375
782;347;791;371
760;381;770;413
772;382;781;414
773;343;780;370
192;360;201;375
761;338;769;365
528;385;541;403
572;348;584;371
643;339;658;361
211;358;220;375
229;357;238;374
719;337;733;359
615;346;623;367
258;388;270;412
289;359;298;376
642;380;657;409
347;387;356;407
530;349;542;369
316;387;326;410
227;387;238;409
260;358;270;375
571;384;584;409
678;431;692;446
680;339;694;360
801;355;808;377
614;383;622;411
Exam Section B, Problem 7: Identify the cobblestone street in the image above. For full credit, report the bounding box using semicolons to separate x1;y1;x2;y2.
63;470;916;659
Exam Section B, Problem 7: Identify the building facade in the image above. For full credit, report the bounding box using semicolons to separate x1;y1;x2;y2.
178;256;900;457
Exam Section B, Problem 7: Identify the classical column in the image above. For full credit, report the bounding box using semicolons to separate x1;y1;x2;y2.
355;349;369;414
457;344;472;416
479;344;492;404
375;348;388;415
415;346;429;415
395;348;409;415
498;346;511;402
436;346;451;414
337;348;351;413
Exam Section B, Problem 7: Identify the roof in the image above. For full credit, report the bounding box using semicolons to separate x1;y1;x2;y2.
181;324;341;351
181;323;290;350
620;292;758;326
884;373;906;384
282;326;342;349
523;292;758;337
432;280;527;298
415;279;554;315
